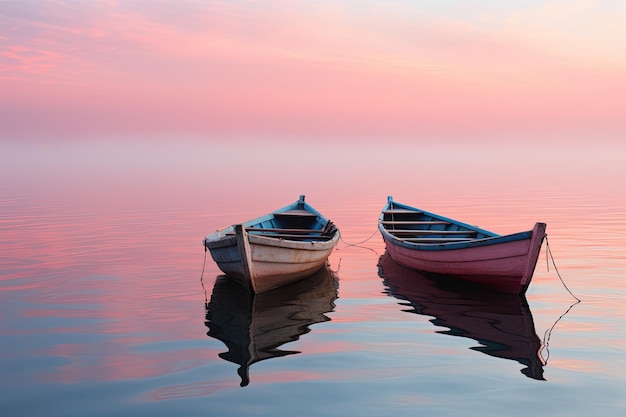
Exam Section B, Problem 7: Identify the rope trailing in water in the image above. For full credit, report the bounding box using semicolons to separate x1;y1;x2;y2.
332;257;342;274
545;235;581;302
540;299;579;364
538;236;581;363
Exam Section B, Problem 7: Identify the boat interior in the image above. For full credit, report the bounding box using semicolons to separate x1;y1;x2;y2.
381;207;492;243
245;210;338;241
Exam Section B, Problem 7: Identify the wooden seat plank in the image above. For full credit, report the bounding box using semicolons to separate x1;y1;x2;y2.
246;227;323;234
274;210;318;217
382;209;421;214
255;233;331;240
387;229;477;235
380;220;450;225
399;237;475;242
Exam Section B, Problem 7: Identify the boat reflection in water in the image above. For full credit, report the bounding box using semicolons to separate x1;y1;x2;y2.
378;252;546;380
205;264;339;386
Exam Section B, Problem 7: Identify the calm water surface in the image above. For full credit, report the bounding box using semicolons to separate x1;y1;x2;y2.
1;139;625;416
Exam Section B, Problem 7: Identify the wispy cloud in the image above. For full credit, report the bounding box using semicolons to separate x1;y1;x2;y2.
1;0;624;139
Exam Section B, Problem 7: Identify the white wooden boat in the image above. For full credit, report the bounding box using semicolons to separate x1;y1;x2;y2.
204;195;339;293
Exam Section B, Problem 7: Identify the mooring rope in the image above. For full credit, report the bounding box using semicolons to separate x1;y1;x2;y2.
338;228;380;254
540;299;579;364
200;246;208;303
537;236;581;363
545;236;581;302
331;257;342;274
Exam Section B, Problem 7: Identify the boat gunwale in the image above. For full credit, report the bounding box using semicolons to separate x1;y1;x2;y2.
247;230;340;250
378;197;537;251
379;198;497;236
380;228;534;251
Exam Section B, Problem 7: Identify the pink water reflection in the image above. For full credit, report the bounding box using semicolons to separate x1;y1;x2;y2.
2;140;625;390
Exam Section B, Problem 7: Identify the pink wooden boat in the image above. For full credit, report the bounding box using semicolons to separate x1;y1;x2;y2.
378;196;546;294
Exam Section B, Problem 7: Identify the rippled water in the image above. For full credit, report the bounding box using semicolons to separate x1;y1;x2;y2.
1;140;625;416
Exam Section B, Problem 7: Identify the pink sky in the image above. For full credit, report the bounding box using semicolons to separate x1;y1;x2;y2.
1;0;625;142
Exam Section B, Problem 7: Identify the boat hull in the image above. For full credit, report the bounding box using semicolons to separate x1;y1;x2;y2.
379;197;546;294
382;223;545;294
206;230;339;293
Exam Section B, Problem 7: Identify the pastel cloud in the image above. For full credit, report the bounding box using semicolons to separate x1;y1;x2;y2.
0;0;624;140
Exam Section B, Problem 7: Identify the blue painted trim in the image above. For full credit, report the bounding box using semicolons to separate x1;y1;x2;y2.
381;228;532;251
379;197;532;251
381;197;496;237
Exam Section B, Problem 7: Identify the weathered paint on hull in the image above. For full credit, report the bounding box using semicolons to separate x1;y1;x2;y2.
383;223;546;294
206;229;339;293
